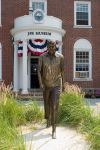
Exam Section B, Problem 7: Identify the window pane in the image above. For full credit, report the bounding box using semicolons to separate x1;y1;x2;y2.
77;20;88;25
75;51;89;78
77;12;88;20
75;72;89;78
32;2;44;11
77;4;88;12
76;3;89;25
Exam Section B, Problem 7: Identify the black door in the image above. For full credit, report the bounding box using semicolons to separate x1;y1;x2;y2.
31;58;40;89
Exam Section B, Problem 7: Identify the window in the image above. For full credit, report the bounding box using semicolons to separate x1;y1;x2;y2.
75;51;89;78
0;43;2;80
32;2;44;12
74;1;91;27
29;0;47;14
73;39;92;81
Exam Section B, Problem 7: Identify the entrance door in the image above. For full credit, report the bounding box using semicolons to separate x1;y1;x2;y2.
30;58;40;89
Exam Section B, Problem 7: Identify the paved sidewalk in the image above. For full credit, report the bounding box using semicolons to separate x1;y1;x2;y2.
23;126;89;150
85;98;100;115
22;98;100;150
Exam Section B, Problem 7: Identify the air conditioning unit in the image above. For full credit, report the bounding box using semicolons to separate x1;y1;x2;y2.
80;72;88;78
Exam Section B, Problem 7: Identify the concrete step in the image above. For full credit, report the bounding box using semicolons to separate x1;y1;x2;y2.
14;91;43;100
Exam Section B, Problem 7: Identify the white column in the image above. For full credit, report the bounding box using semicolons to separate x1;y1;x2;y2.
13;42;18;92
28;53;31;89
22;40;28;94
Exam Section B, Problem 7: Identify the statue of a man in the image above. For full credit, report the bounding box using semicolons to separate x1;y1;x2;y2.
38;41;64;139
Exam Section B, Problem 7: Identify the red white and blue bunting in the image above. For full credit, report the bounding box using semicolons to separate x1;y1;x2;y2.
17;41;23;57
17;39;62;57
28;39;48;56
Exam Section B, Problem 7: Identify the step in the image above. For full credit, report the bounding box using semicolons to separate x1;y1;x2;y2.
15;91;43;100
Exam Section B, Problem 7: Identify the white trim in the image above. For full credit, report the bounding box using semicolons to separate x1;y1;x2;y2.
0;43;2;80
0;0;1;26
73;39;92;81
73;47;76;80
11;25;66;37
22;40;28;94
74;39;92;49
89;46;92;80
73;79;93;81
29;0;47;15
28;53;31;89
73;25;92;29
74;1;91;27
13;43;19;92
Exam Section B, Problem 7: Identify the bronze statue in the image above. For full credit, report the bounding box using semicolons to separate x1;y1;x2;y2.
38;41;64;139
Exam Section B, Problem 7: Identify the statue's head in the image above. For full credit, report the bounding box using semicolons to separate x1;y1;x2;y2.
47;41;56;54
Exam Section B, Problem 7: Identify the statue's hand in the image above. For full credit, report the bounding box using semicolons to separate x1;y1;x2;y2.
40;84;44;91
62;85;65;92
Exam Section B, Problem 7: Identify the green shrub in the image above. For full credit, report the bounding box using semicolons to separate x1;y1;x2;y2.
89;125;100;150
0;83;43;149
58;83;100;150
58;92;85;127
0;83;43;126
0;95;27;127
15;105;27;126
24;101;43;122
81;113;100;133
0;119;25;150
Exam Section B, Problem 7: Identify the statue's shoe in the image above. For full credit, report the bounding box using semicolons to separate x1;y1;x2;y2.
46;119;51;128
52;131;56;139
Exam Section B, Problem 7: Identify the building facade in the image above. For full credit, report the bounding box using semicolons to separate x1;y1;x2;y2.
0;0;100;94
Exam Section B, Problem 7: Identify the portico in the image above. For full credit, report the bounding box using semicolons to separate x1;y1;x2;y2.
11;15;66;94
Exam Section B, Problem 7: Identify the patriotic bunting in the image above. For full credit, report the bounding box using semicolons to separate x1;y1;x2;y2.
17;41;23;57
17;39;61;57
27;39;48;56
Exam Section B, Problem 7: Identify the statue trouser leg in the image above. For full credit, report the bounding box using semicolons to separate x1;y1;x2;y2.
50;87;60;139
43;88;51;127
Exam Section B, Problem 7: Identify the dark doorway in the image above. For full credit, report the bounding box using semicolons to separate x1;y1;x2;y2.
31;58;40;89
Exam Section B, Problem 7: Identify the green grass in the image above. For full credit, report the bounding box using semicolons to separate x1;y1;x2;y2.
58;83;100;150
0;119;25;150
0;83;44;149
24;101;43;123
58;92;86;127
88;125;100;150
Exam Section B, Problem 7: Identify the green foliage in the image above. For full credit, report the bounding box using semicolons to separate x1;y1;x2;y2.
0;83;44;149
0;84;44;126
81;115;100;150
58;83;100;150
24;101;43;122
0;96;26;127
58;92;85;127
89;125;100;150
81;113;100;133
0;119;25;150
